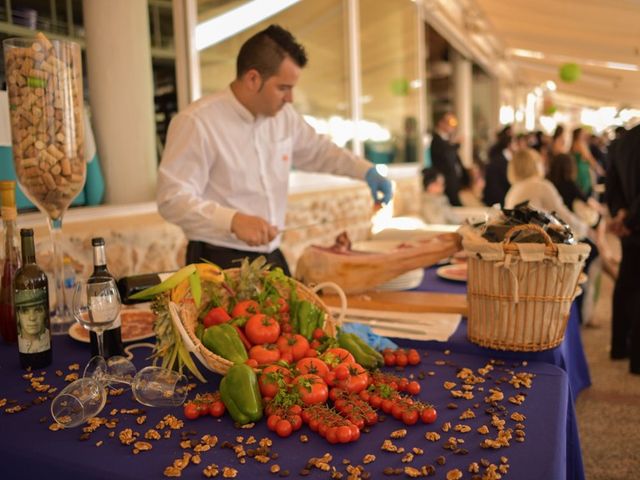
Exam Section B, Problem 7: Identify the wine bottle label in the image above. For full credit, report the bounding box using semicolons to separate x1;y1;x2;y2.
15;288;51;354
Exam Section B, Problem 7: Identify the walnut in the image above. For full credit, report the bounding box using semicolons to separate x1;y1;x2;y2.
443;381;456;390
446;469;463;480
510;412;526;422
390;429;407;439
202;464;219;478
477;425;490;435
362;454;376;464
459;409;476;420
425;432;441;442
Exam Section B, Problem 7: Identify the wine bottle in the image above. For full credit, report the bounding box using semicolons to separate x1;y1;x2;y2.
88;237;124;357
0;181;21;343
14;228;52;369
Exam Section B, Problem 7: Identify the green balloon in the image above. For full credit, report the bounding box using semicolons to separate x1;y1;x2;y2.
559;63;581;83
391;78;409;96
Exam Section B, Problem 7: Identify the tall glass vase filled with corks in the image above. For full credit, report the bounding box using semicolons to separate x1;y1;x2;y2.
3;32;86;334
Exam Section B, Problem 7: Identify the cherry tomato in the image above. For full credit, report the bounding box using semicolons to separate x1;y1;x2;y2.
245;314;281;345
232;299;260;318
202;306;231;327
381;399;394;414
275;419;293;437
196;402;209;417
332;363;369;394
391;403;404;420
288;404;302;415
289;414;303;431
333;364;350;381
294;374;329;405
336;425;352;443
421;406;438;424
276;334;310;362
249;343;281;365
407;349;421;365
277;297;290;313
349;424;361;441
183;402;199;420
402;409;419;425
369;394;383;409
267;414;281;431
383;353;396;367
208;400;225;417
406;381;421;395
325;426;339;444
395;353;408;367
312;327;325;340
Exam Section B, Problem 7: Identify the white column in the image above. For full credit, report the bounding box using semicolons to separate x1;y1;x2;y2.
348;0;363;157
82;0;157;204
488;76;501;137
453;51;472;167
172;0;201;109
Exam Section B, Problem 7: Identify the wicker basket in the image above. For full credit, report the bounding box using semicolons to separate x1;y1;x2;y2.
168;268;338;376
462;224;591;352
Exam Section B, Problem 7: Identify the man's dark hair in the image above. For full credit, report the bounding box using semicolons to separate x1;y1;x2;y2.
236;25;308;79
422;167;443;189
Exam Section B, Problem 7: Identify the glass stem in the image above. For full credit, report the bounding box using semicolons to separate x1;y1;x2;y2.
96;331;106;358
47;217;68;326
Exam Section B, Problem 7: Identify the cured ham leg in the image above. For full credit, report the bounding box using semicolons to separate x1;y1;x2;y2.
295;232;462;294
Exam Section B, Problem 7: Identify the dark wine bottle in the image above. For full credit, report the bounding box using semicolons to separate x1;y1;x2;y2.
14;229;52;369
88;237;124;357
0;181;21;343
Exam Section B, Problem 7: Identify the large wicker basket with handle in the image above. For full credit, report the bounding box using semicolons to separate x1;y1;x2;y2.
168;268;343;376
462;224;590;351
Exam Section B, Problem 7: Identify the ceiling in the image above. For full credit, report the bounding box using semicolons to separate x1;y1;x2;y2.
474;0;640;107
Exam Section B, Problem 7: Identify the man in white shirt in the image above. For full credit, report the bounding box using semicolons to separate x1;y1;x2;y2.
157;25;392;274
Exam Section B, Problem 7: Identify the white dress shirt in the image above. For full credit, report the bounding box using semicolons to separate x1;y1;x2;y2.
504;177;589;239
157;87;372;252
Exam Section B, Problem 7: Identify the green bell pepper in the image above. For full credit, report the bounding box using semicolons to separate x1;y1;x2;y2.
220;364;263;425
338;332;384;370
202;323;248;364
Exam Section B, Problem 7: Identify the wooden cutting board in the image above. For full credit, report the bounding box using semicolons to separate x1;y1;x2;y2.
321;291;468;316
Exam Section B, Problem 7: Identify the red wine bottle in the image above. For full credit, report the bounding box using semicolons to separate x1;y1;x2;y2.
0;181;21;343
88;237;124;357
14;229;52;369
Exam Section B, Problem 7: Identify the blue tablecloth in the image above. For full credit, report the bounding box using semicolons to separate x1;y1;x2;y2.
414;267;592;397
0;335;573;479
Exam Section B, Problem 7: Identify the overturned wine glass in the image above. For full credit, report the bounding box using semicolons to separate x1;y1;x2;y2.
51;356;189;428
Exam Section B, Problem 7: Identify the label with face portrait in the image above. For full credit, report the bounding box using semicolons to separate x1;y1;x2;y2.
15;288;50;354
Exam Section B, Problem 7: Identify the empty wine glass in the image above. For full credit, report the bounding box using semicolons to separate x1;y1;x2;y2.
50;377;106;428
72;278;121;358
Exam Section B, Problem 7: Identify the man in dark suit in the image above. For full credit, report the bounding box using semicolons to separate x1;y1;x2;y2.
482;125;513;207
430;112;465;206
606;123;640;374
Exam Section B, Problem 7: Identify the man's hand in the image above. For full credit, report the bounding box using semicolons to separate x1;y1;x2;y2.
365;167;393;205
609;209;631;238
231;212;278;246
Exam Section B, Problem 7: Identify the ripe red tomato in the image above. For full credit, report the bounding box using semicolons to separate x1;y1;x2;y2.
294;374;329;405
321;348;355;367
276;334;310;362
383;352;396;367
258;365;292;398
249;343;281;365
277;297;290;313
275;419;293;437
289;414;303;431
406;381;421;395
208;400;225;417
407;349;421;365
421;406;438;424
245;314;281;344
267;414;281;431
336;425;352;443
296;357;330;381
202;306;231;327
183;402;199;420
395;353;408;367
331;363;369;394
232;299;260;318
402;409;419;425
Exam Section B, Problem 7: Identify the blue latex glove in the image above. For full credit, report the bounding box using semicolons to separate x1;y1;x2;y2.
365;167;393;205
341;323;398;351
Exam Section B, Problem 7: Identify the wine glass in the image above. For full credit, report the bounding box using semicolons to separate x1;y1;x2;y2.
72;279;121;358
50;377;106;428
3;35;86;334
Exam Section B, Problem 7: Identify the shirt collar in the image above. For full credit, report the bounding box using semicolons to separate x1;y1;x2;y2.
225;85;255;123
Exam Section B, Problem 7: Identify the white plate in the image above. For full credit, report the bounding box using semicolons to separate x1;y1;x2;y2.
69;308;156;344
436;264;468;283
376;268;425;291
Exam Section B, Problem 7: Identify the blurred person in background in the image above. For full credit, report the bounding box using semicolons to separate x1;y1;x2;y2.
570;127;605;197
551;124;567;156
482;125;514;207
420;168;458;225
606;123;640;374
430;112;467;206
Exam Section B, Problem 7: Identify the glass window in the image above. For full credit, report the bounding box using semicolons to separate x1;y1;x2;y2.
359;0;421;164
197;0;350;143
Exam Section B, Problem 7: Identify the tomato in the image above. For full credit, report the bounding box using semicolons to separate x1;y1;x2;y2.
398;378;409;392
232;299;260;318
383;352;396;367
421;406;438;424
407;349;421;365
336;425;352;443
402;409;419;425
296;357;330;381
258;365;291;398
406;381;421;396
276;334;310;362
275;419;293;437
325;426;339;444
395;353;408;367
267;414;281;431
331;363;369;394
321;348;355;368
391;403;404;420
348;424;360;441
288;404;302;416
196;402;210;417
277;297;290;313
304;348;319;358
249;343;281;365
289;414;303;431
312;327;325;340
381;399;394;414
294;374;329;405
245;358;259;368
183;402;199;420
202;306;231;327
369;394;382;409
208;400;226;417
245;314;281;344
